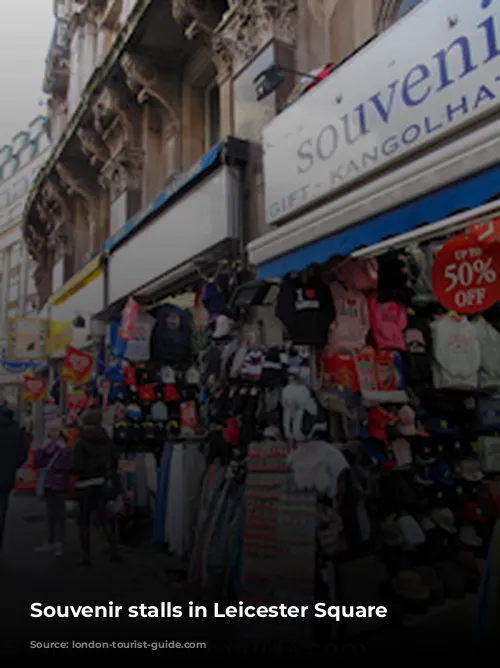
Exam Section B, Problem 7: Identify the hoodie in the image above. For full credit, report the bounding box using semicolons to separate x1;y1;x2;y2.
72;416;116;487
0;408;29;493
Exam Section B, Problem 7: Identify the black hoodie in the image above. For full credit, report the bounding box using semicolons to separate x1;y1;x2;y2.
0;408;29;492
72;425;116;482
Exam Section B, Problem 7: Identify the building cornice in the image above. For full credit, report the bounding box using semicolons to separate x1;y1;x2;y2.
22;0;153;247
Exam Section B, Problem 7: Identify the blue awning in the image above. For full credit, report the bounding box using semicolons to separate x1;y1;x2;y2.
257;164;500;279
104;143;222;254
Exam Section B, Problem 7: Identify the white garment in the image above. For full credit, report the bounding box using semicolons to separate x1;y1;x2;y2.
165;445;184;556
287;441;349;499
182;446;206;555
431;315;480;389
473;318;500;388
125;312;156;362
282;381;313;441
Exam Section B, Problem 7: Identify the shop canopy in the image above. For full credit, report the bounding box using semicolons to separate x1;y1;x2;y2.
255;164;500;280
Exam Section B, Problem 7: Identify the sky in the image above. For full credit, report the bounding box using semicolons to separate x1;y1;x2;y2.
0;0;54;145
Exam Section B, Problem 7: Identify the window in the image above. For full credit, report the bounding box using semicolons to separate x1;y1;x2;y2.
396;0;422;19
205;81;220;150
377;0;422;32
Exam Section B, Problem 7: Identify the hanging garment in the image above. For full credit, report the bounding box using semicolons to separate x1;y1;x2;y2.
182;444;206;555
287;441;349;499
188;463;226;585
134;453;149;507
144;452;158;496
473;317;500;388
402;311;433;387
431;315;480;390
333;257;378;292
165;444;185;556
152;444;172;546
200;478;232;588
275;271;335;345
328;282;369;350
368;295;408;350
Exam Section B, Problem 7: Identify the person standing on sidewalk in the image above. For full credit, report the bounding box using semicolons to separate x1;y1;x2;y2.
72;408;121;566
0;400;29;550
34;420;73;557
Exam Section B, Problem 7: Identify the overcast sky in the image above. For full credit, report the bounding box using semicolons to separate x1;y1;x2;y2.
0;0;53;145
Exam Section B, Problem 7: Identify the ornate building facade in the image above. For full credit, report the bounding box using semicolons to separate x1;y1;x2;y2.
23;0;423;318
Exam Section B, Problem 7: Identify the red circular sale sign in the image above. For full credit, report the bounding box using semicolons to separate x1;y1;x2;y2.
431;227;500;314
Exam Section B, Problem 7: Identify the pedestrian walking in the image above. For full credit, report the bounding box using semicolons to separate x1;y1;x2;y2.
72;408;121;566
34;419;73;557
0;400;29;550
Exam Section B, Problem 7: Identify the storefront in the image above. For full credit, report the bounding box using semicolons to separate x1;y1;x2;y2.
103;137;247;312
234;0;500;640
83;136;250;553
249;0;500;277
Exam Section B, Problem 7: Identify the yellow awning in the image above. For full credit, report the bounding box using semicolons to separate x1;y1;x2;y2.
47;256;103;307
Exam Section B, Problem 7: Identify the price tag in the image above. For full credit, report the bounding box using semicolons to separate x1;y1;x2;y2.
431;226;500;314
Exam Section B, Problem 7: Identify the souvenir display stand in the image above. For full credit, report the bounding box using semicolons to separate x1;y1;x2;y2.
70;224;500;641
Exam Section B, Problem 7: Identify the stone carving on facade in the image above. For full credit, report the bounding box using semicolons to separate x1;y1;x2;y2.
56;162;95;201
120;52;181;130
213;0;298;76
99;145;144;201
40;178;71;229
172;0;223;39
93;85;134;138
77;126;110;165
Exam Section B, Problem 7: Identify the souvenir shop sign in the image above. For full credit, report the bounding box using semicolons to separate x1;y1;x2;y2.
263;0;500;224
7;317;48;361
431;223;500;314
120;297;140;340
22;376;46;403
61;346;94;385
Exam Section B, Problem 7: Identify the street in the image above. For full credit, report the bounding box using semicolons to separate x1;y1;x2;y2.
0;494;220;655
0;494;478;658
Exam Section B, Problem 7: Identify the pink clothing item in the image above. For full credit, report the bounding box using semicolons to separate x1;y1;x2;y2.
328;283;369;350
335;258;378;292
368;296;407;350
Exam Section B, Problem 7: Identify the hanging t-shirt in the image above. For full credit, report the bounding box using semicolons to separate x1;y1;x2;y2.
320;347;360;391
377;250;414;303
276;273;335;345
328;283;369;350
402;311;433;386
368;295;407;350
334;258;378;292
150;305;193;364
473;317;500;389
431;315;480;390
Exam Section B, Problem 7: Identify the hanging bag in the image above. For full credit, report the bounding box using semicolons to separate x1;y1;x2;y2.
36;449;60;499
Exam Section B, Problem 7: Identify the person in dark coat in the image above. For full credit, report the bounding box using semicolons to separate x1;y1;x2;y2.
0;401;29;550
72;408;120;565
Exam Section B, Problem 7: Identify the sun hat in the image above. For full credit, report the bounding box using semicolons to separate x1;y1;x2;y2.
398;405;416;436
381;514;404;547
459;525;483;547
397;514;426;547
430;507;457;533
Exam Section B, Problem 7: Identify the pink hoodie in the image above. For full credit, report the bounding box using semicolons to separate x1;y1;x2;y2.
368;295;407;350
329;283;369;350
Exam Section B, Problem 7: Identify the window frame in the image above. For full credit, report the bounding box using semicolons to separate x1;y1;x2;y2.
204;78;221;152
377;0;422;33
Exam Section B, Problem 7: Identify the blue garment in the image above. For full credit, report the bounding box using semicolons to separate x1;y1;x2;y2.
150;305;193;365
152;444;172;546
109;320;127;359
